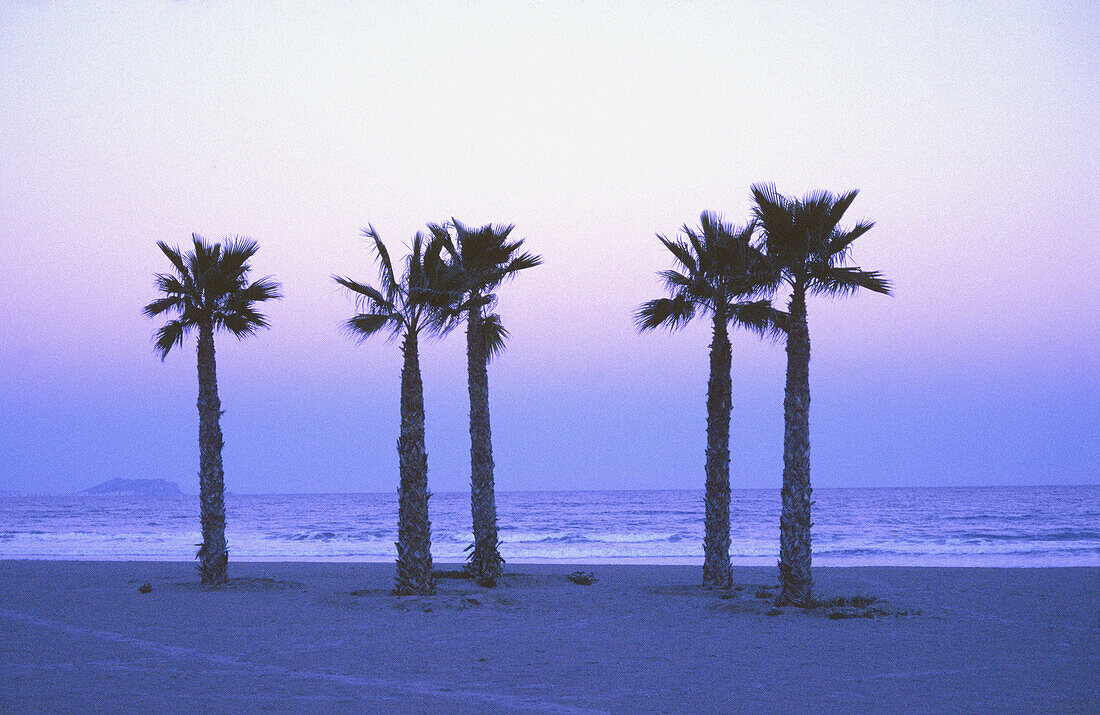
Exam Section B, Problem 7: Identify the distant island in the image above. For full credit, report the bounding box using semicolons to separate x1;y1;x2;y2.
82;478;183;496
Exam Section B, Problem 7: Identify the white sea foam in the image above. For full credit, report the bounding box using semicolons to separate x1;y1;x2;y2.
1;486;1097;565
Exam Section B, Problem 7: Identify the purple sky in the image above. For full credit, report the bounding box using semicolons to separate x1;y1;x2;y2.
1;2;1097;494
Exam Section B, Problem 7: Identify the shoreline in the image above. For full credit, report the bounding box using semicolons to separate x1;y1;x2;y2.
3;555;1098;568
6;487;1097;570
2;561;1097;711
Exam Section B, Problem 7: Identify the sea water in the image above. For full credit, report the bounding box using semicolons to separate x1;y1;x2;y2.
0;486;1096;566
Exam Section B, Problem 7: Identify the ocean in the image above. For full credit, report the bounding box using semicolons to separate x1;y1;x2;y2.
1;486;1097;566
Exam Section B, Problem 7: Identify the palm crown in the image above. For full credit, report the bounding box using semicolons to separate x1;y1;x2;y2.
143;235;282;358
333;226;459;342
429;219;542;359
750;184;891;298
636;212;780;336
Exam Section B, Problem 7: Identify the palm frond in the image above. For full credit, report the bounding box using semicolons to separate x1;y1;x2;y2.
750;183;792;232
217;236;260;281
824;189;860;234
189;234;220;288
723;220;777;298
405;231;427;295
218;302;270;338
656;234;697;275
342;312;402;342
152;319;188;360
482;313;510;361
450;217;475;241
156;241;189;278
153;272;192;298
489;222;515;241
808;265;892;297
421;229;450;277
658;269;696;291
427;221;457;259
685;229;708;275
751;183;805;269
459;291;495;314
333;275;394;314
190;238;224;306
635;296;696;332
501;250;542;277
362;225;400;300
821;220;875;262
237;276;282;303
142;294;186;318
697;210;721;236
728;299;787;342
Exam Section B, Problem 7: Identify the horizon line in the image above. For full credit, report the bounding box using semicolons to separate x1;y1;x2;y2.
8;483;1099;498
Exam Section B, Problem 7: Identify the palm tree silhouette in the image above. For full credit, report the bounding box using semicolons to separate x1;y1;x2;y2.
431;219;542;581
143;235;281;585
637;212;780;589
334;227;458;595
751;184;891;606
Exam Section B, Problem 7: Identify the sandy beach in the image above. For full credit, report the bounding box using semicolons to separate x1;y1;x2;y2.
0;561;1096;712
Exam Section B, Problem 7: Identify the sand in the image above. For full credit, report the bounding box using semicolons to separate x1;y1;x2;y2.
0;561;1096;713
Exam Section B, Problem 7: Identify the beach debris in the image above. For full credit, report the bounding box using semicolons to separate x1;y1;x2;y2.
138;582;152;594
434;569;471;580
714;585;913;619
813;594;878;609
566;571;597;585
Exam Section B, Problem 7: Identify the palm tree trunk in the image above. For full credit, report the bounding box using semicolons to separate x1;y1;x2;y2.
777;289;812;606
466;305;502;580
703;306;733;589
195;322;228;585
394;330;434;595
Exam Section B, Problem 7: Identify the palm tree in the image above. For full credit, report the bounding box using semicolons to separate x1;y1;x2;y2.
751;184;891;606
334;227;458;596
636;212;779;589
431;219;542;581
143;234;281;585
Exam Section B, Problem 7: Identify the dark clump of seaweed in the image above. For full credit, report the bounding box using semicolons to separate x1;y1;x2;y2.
138;582;152;594
752;590;907;619
811;594;879;609
813;593;892;620
566;571;597;585
434;568;471;580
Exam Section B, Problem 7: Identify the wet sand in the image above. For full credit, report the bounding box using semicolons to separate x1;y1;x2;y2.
1;561;1096;712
